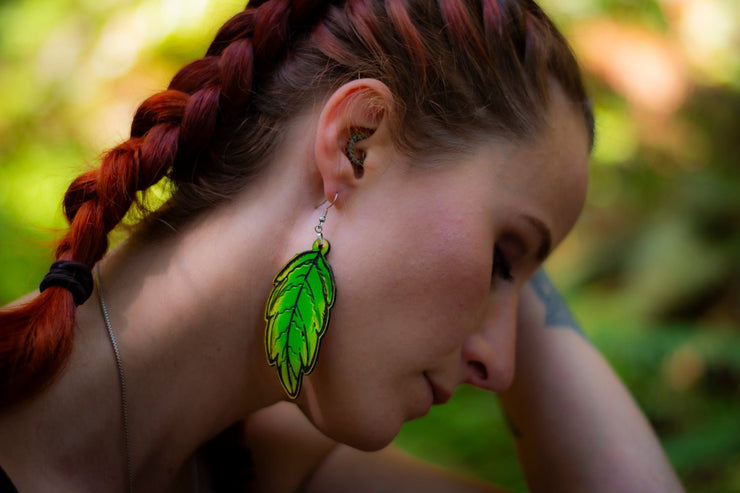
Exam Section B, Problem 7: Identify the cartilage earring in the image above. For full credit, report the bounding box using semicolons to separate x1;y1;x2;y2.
264;193;338;399
346;132;367;168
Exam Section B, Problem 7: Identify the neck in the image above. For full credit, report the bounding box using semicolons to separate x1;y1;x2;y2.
0;111;326;490
86;178;303;486
0;162;322;491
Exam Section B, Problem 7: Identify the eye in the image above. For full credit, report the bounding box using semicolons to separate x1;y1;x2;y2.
492;245;514;283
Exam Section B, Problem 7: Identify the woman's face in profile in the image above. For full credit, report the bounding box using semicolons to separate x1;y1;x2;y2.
297;86;590;451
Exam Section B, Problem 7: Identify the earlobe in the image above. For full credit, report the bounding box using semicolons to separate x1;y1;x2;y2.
313;78;395;203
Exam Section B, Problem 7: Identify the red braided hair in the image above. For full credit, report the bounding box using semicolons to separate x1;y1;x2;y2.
1;0;592;407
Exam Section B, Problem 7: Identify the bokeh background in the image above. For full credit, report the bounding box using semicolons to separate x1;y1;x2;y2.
1;0;738;490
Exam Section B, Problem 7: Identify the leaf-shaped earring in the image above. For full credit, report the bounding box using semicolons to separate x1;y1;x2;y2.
264;194;338;399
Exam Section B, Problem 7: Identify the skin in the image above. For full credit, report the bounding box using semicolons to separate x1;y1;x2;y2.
0;79;588;491
297;79;589;451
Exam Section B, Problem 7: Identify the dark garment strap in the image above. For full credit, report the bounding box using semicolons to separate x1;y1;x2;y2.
0;465;18;493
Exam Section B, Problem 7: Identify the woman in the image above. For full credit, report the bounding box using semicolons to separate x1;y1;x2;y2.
0;0;682;491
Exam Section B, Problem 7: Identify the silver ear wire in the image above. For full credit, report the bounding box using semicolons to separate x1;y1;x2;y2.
315;192;338;246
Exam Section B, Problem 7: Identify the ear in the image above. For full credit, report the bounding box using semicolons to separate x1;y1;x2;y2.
314;78;396;205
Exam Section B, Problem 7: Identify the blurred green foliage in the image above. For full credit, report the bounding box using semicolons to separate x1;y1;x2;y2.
1;0;738;491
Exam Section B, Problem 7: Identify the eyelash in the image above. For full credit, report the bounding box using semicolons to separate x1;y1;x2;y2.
492;245;514;282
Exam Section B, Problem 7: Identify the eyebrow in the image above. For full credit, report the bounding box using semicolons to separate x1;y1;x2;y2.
523;215;552;262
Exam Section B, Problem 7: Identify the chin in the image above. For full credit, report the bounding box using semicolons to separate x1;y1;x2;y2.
300;379;409;451
335;426;399;452
315;411;403;452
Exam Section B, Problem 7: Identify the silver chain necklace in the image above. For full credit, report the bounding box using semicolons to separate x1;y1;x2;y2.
96;266;133;493
95;267;200;493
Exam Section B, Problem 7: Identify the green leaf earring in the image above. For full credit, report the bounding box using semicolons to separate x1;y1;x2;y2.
264;193;338;399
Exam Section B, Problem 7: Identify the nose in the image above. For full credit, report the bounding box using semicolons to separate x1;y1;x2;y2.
461;290;518;392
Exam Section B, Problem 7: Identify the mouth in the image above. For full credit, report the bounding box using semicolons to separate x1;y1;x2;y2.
424;372;452;405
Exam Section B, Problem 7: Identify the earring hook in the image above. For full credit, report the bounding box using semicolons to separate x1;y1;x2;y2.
315;192;338;247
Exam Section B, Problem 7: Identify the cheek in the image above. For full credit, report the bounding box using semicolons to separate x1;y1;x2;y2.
326;199;493;364
370;209;492;348
414;225;491;342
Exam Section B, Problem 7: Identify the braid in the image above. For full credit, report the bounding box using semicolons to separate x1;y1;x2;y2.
0;108;183;404
0;0;333;407
0;89;186;405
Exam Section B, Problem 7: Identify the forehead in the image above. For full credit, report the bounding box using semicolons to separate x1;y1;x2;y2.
482;87;590;246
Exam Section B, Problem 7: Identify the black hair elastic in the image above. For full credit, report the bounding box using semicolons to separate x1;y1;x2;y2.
39;261;94;306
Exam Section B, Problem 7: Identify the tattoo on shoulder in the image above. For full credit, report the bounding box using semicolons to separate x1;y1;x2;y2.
529;269;586;338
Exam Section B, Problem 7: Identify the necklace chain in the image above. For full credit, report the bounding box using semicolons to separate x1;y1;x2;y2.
96;266;133;493
95;267;199;493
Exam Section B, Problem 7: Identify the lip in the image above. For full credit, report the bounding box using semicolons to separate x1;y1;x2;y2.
424;373;452;405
